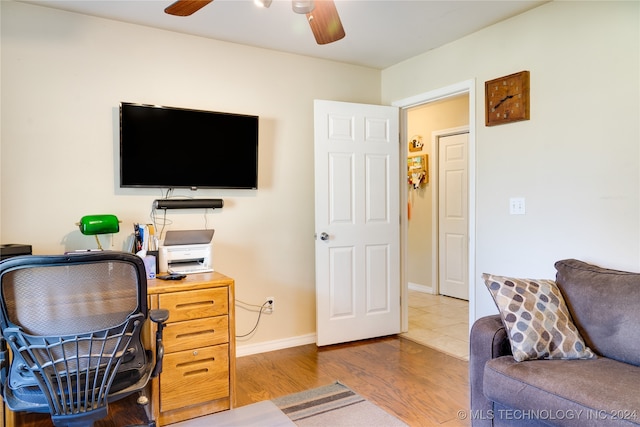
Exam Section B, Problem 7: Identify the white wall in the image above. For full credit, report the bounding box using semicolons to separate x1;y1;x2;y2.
0;1;381;352
383;1;640;319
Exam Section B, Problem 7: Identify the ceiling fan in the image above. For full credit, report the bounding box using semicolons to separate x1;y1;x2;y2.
164;0;346;45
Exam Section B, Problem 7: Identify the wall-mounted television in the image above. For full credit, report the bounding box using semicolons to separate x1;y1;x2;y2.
120;102;258;189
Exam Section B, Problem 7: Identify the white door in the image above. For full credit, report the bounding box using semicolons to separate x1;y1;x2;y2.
438;133;469;300
314;99;400;346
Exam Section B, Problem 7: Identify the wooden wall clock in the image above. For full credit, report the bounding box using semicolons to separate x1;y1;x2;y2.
485;71;530;126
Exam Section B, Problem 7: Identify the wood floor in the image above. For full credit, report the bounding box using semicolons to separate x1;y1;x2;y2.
235;335;471;427
7;336;470;426
6;392;150;427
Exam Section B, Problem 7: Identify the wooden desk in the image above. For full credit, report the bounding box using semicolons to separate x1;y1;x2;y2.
1;272;235;427
147;271;236;426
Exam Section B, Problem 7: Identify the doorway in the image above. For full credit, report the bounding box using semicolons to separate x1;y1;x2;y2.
393;80;475;360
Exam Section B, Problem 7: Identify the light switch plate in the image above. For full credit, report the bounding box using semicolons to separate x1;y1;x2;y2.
509;197;526;215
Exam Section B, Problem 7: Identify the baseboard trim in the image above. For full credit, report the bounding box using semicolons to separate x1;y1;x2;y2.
236;333;317;357
408;282;434;294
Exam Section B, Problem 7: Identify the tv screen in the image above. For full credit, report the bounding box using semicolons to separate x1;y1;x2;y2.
120;102;258;189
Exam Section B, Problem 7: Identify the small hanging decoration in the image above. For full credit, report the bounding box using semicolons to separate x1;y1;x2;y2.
409;172;424;189
407;155;428;189
409;135;424;152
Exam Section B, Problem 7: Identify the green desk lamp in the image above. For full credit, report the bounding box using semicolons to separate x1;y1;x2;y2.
77;214;120;250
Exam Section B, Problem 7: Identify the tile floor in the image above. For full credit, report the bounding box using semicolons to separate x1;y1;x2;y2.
401;290;470;360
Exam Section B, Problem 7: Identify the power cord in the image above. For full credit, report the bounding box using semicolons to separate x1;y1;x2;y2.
236;299;272;338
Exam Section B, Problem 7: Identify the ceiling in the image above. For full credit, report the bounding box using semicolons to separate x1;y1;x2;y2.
24;0;547;69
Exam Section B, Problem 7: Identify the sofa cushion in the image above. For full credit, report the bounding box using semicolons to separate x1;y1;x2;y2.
484;356;640;426
555;259;640;366
483;274;594;362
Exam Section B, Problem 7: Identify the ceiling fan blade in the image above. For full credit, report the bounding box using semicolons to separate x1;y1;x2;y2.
165;0;213;17
306;0;345;45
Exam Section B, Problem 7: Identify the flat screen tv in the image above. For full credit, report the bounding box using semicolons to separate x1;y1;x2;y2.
120;102;258;189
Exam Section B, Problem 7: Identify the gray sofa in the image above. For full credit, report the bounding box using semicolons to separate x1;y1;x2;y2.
470;259;640;427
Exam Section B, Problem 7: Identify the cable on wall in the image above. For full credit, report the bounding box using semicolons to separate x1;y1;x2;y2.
235;300;271;338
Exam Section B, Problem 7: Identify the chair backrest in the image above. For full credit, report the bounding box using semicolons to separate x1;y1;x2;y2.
0;252;152;427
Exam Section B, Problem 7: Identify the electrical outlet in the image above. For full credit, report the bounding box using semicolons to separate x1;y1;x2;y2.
265;297;275;313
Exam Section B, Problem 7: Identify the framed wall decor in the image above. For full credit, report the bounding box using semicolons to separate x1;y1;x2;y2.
407;155;428;189
485;70;530;126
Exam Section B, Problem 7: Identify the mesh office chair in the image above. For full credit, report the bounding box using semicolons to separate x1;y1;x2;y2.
0;252;168;427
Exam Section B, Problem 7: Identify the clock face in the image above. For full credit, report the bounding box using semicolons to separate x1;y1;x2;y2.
485;71;530;126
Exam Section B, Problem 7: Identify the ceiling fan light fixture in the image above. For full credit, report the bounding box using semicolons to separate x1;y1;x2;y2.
292;0;315;14
254;0;272;8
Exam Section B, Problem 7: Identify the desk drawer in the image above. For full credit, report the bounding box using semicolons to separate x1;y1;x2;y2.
160;344;230;412
164;316;228;353
160;288;228;322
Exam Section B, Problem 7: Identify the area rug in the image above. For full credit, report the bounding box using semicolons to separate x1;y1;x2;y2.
272;381;408;426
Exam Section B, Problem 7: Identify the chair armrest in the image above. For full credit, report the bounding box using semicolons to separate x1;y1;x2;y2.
150;308;169;324
149;309;169;378
469;315;511;427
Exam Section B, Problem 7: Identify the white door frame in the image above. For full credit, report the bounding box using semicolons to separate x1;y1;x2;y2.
392;79;476;332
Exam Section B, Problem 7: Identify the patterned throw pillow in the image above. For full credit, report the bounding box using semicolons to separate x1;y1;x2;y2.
483;273;595;362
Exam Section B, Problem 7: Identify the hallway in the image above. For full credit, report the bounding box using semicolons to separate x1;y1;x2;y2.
401;290;469;360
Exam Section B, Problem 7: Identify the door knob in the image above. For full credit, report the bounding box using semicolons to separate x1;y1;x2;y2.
320;232;329;241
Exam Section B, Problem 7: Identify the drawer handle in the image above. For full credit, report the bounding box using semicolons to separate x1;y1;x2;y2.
176;330;215;340
184;368;209;377
175;300;215;310
176;358;216;369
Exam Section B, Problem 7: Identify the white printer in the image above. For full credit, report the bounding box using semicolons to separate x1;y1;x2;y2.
159;230;214;275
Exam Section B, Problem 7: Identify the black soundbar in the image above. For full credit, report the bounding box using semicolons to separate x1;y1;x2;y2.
153;199;224;210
